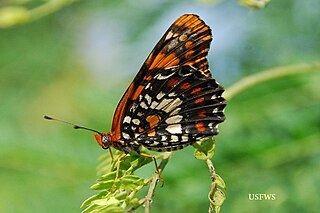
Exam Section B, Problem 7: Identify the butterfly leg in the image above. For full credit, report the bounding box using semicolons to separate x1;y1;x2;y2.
110;153;127;192
115;153;127;179
139;152;164;186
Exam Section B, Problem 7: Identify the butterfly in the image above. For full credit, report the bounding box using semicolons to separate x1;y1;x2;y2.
45;14;226;179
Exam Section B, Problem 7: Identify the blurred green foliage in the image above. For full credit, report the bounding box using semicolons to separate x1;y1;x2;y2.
0;0;77;28
0;0;319;213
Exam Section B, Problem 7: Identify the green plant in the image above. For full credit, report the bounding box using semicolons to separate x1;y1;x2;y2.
81;140;226;213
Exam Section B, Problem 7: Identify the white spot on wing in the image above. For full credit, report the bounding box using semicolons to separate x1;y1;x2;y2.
155;98;172;110
145;82;151;89
156;92;166;100
123;116;131;123
212;108;218;113
156;72;175;80
140;101;148;109
122;132;131;139
161;135;167;141
132;119;140;125
162;98;183;113
165;115;183;124
166;124;182;134
145;94;152;105
130;103;138;112
171;135;179;142
169;107;181;116
168;92;176;97
150;101;158;109
181;135;189;141
150;141;159;146
165;30;174;40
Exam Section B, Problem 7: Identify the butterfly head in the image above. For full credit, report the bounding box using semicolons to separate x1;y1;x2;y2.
94;132;112;149
94;132;114;161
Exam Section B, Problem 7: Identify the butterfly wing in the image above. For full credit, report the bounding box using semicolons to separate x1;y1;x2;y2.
110;14;223;148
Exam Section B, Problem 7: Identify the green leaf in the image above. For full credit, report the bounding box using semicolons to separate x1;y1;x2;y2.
99;205;124;213
118;175;144;191
114;191;129;200
92;197;120;206
121;175;144;182
214;174;226;190
90;180;115;190
80;191;109;208
123;152;153;174
98;171;118;181
208;187;226;213
81;204;99;213
82;204;124;213
193;138;216;160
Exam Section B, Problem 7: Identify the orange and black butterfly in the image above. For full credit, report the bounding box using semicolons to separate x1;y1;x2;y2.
46;14;226;174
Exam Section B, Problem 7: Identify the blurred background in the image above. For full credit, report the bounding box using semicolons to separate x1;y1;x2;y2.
0;0;319;212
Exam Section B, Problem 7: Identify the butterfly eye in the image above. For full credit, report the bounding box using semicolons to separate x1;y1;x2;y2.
101;134;111;149
93;133;110;149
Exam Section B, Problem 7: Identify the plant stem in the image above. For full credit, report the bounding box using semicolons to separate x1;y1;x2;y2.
224;61;320;100
206;158;216;179
206;159;216;213
144;152;172;213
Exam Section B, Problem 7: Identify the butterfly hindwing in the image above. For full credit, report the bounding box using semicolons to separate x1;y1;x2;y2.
121;65;225;151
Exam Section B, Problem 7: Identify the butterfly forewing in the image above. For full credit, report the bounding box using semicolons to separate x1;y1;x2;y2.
143;14;212;77
109;14;225;152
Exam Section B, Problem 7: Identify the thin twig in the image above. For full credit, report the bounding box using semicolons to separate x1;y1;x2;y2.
144;172;160;213
126;177;153;212
144;152;172;213
207;159;216;213
206;158;216;180
224;62;320;100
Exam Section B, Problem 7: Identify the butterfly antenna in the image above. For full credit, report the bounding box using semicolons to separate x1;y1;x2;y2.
44;115;102;135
